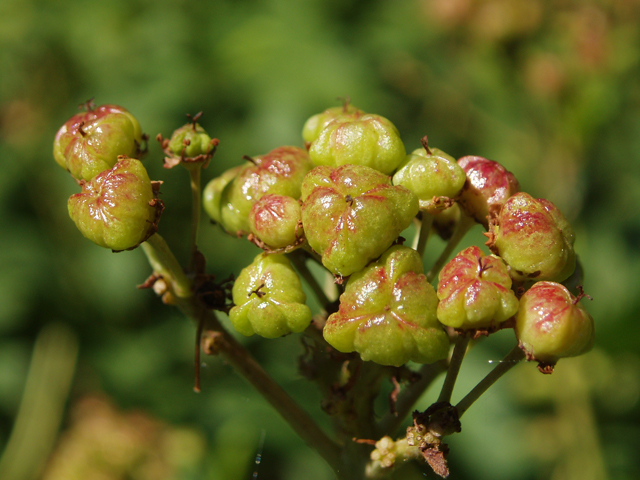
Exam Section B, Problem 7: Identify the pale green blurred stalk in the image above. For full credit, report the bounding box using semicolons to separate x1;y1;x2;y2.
0;323;78;480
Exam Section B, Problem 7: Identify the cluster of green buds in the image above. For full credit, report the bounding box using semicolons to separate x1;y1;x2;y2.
55;98;595;479
201;100;594;377
54;101;162;251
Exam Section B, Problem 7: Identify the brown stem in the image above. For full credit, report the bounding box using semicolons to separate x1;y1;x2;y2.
377;360;447;437
180;302;343;473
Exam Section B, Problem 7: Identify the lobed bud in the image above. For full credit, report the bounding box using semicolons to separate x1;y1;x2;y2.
392;140;466;213
229;253;312;338
301;164;419;277
54;104;144;181
515;281;594;367
457;156;519;228
67;157;161;251
308;113;406;175
436;246;519;330
248;194;303;249
302;103;365;146
323;246;450;366
167;122;214;159
491;192;576;282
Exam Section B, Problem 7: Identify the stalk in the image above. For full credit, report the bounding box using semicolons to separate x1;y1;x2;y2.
437;335;470;404
141;233;192;298
188;165;202;272
455;345;525;418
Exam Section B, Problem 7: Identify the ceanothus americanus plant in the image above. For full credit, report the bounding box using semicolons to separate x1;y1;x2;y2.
53;99;595;479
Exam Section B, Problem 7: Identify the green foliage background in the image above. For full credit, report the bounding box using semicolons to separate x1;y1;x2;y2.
1;0;639;478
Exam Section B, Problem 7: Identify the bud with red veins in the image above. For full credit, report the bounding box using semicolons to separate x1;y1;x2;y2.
392;138;466;213
54;104;144;181
436;246;519;330
218;146;313;235
457;156;519;228
301;164;419;277
229;253;312;338
308;112;406;175
491;192;576;282
516;281;594;370
323;246;450;366
249;194;303;249
302;102;365;146
68;157;161;251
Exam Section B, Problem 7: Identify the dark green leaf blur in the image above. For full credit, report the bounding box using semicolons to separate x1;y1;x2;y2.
1;0;639;478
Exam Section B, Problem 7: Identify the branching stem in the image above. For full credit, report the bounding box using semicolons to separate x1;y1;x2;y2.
455;345;525;418
437;335;470;404
141;236;342;473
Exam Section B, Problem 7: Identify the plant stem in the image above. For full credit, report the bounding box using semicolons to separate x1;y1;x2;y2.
377;360;447;437
141;235;343;473
455;345;525;418
188;166;202;272
426;214;475;282
413;212;434;258
141;234;193;298
437;335;470;404
188;305;343;473
288;250;333;309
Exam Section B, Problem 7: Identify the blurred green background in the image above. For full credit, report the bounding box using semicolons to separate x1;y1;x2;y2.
1;0;639;478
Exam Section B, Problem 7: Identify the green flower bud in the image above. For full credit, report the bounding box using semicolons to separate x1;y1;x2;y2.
436;246;519;330
301;164;419;277
167;122;213;159
249;194;303;249
392;138;466;213
302;102;365;145
68;157;161;251
323;246;450;366
457;156;520;228
202;165;244;226
218;146;313;235
516;282;594;367
229;254;312;338
491;192;576;282
54;104;144;181
308;113;406;175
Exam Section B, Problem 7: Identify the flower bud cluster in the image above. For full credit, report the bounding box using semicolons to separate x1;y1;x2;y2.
54;100;594;372
54;102;163;251
198;101;593;372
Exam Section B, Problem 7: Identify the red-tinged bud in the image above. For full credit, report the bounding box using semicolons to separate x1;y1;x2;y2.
490;192;576;282
301;164;419;277
68;157;162;251
457;156;519;228
516;282;594;371
323;246;450;366
217;146;313;235
437;246;519;331
54;103;145;181
249;194;303;249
